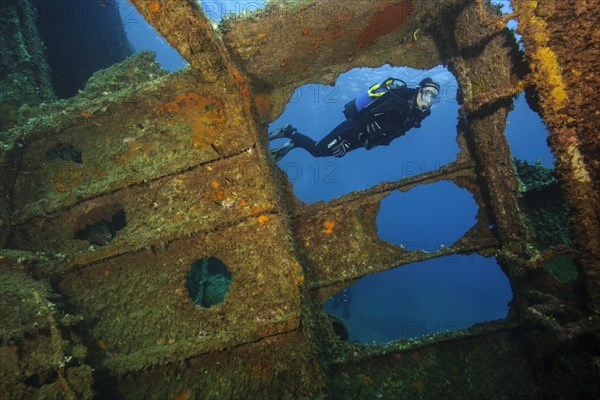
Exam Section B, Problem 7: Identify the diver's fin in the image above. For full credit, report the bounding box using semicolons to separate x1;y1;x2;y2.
269;140;295;162
268;124;296;141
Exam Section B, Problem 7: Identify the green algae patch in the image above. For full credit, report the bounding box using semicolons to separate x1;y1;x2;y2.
0;268;55;340
543;254;579;282
0;252;94;399
514;159;572;250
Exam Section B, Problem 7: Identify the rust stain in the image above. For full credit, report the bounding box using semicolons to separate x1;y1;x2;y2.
323;220;336;235
156;92;226;149
258;215;270;225
358;204;381;241
229;66;253;111
253;94;272;117
148;1;160;13
355;2;413;50
250;202;272;214
253;361;271;377
170;388;191;400
52;166;85;192
114;141;153;164
257;319;299;338
291;261;304;287
230;66;250;97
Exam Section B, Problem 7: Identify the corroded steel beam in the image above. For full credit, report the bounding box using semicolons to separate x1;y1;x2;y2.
290;161;498;289
446;3;529;254
513;0;600;310
220;0;434;83
10;150;275;268
131;0;232;82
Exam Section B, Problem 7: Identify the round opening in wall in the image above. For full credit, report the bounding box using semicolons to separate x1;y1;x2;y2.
73;207;127;246
186;257;232;308
45;143;83;164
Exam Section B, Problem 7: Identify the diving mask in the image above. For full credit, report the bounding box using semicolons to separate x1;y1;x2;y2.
418;87;439;109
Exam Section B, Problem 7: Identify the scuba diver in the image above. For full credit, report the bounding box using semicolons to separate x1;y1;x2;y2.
269;77;440;161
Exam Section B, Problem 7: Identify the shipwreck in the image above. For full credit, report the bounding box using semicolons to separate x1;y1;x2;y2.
0;0;598;398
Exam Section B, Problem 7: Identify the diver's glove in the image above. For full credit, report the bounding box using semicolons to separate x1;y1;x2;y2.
358;131;375;150
366;119;383;135
331;140;351;158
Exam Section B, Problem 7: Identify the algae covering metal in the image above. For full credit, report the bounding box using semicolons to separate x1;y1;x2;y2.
1;0;599;399
512;0;600;310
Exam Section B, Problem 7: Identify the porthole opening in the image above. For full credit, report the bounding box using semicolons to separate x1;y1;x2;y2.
186;257;232;308
45;143;83;164
377;181;478;251
513;159;572;251
73;208;127;246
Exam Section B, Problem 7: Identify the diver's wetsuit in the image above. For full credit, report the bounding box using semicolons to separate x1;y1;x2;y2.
289;86;430;158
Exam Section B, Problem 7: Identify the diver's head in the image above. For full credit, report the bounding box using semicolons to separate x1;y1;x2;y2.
416;78;440;111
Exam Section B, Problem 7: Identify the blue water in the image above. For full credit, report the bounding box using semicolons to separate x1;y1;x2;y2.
324;255;512;343
377;182;478;251
506;93;554;167
116;1;553;343
329;180;511;342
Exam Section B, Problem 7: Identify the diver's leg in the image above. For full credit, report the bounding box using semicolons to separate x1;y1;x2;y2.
287;131;322;157
312;120;362;158
271;120;360;160
270;130;320;161
271;130;331;158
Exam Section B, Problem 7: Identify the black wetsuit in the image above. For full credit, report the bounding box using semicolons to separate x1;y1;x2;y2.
289;86;429;158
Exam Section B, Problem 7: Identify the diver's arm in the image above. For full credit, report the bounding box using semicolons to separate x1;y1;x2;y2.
359;109;408;147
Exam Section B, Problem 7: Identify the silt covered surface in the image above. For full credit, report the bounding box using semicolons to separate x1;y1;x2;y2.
0;0;599;398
